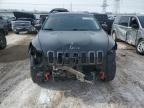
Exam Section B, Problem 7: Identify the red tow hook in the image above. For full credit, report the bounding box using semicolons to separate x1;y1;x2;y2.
99;71;106;80
44;72;50;81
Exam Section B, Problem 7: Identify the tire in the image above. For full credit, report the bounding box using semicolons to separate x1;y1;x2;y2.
30;56;44;83
5;31;8;35
30;56;39;83
0;31;7;49
112;32;118;41
16;31;19;34
104;62;116;82
30;67;37;83
31;68;45;84
101;53;116;82
136;39;144;55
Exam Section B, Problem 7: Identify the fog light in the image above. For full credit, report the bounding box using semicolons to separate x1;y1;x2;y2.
44;72;50;81
99;71;105;80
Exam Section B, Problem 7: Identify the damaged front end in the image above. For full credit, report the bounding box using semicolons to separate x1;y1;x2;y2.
29;42;114;83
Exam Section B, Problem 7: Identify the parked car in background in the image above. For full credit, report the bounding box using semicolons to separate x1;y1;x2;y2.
7;16;16;31
12;12;37;34
49;8;69;13
29;13;117;83
0;16;16;31
0;16;9;35
93;13;114;34
0;18;7;49
112;14;144;55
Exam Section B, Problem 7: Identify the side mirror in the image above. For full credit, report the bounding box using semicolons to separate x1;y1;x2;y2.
131;24;139;29
102;23;108;33
35;24;41;31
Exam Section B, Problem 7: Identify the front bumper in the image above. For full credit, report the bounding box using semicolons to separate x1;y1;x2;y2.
13;26;36;32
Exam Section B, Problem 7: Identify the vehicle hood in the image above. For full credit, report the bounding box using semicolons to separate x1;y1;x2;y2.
13;12;35;19
35;30;109;54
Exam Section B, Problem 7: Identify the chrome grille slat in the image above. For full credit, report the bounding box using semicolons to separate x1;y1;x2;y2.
88;51;95;64
97;51;103;64
57;52;63;64
47;51;103;65
81;52;87;64
64;52;70;64
47;51;54;64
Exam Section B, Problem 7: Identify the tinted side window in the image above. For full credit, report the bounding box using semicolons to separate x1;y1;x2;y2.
119;16;129;27
114;16;120;24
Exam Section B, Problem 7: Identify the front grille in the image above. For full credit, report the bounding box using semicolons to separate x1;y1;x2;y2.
14;21;31;27
47;51;103;65
97;51;103;64
57;52;63;64
88;51;95;64
47;51;54;63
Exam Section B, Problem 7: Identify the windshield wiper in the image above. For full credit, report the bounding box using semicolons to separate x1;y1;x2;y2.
43;28;54;31
72;28;89;31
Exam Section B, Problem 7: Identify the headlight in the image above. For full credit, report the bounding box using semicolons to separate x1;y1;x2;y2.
107;42;117;55
30;44;43;64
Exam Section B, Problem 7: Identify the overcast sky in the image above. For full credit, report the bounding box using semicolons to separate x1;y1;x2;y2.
0;0;144;13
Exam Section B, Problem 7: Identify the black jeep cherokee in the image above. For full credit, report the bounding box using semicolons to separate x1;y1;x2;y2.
29;13;117;83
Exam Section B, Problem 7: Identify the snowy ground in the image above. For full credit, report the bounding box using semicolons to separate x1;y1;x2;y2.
0;33;144;108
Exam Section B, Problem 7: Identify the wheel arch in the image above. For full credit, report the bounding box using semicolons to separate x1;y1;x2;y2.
0;29;5;36
136;38;144;45
111;30;116;36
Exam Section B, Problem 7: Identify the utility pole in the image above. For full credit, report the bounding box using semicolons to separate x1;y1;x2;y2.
62;3;64;8
115;0;120;14
102;0;108;13
70;2;73;12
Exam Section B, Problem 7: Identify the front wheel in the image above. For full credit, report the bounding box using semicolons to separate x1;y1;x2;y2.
30;56;45;83
0;31;7;49
136;39;144;55
16;31;19;34
112;32;117;41
100;53;116;82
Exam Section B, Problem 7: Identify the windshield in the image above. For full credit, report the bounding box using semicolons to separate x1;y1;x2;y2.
43;14;100;31
138;16;144;28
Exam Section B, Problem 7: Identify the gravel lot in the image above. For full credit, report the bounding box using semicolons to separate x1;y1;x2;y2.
0;33;144;108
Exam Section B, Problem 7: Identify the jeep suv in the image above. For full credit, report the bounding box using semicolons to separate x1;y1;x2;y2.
29;13;117;83
112;15;144;55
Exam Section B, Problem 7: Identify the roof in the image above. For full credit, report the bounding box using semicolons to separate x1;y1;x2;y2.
49;8;69;13
49;12;92;16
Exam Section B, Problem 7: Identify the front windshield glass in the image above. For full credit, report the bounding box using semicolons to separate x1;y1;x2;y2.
43;14;100;31
138;16;144;28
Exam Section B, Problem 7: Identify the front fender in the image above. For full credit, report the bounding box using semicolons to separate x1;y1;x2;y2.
107;36;117;52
